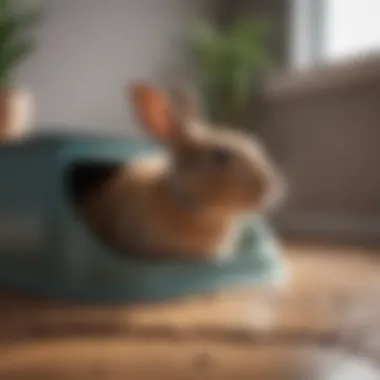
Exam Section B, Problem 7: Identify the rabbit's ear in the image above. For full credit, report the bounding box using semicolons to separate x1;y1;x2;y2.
171;82;200;121
130;83;176;142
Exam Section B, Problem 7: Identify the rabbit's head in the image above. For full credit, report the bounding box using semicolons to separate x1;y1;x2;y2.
129;82;285;218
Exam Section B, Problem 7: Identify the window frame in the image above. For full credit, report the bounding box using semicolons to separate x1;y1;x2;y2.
289;0;327;70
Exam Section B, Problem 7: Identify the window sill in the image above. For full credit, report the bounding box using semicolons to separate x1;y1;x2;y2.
264;53;380;100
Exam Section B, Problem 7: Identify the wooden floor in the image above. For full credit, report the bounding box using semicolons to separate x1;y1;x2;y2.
1;241;380;379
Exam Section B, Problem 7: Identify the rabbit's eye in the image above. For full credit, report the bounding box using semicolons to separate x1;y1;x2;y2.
209;148;232;167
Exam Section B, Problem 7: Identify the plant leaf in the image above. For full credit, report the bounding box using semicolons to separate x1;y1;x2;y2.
189;17;273;124
0;7;43;46
0;38;33;76
0;2;43;83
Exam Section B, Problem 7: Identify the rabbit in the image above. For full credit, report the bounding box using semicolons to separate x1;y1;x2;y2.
77;82;285;261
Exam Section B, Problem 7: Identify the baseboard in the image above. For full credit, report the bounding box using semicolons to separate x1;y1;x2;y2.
272;213;380;245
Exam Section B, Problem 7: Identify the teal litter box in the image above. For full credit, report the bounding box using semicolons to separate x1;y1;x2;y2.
0;131;286;303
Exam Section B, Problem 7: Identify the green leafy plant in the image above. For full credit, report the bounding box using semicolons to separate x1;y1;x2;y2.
189;17;273;125
0;0;43;88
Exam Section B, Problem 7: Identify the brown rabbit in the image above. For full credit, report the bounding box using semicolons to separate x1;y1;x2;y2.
77;82;285;261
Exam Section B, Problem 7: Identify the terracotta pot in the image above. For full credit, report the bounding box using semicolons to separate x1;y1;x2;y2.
0;89;33;141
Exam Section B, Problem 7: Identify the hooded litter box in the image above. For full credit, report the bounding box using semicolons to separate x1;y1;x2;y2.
0;133;285;303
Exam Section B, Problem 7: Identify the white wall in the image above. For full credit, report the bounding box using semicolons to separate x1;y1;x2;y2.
17;0;214;135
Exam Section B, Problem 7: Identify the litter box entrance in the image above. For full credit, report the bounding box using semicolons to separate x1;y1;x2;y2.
65;160;130;253
66;160;124;205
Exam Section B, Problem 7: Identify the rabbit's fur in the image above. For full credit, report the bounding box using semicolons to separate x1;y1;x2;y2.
77;82;285;261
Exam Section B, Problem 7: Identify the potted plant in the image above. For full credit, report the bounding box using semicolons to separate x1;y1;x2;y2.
189;17;273;127
0;0;43;141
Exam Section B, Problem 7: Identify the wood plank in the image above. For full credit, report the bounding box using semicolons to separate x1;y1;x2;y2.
1;242;380;379
0;338;380;380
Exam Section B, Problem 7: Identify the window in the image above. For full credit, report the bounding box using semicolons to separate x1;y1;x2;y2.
291;0;380;69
